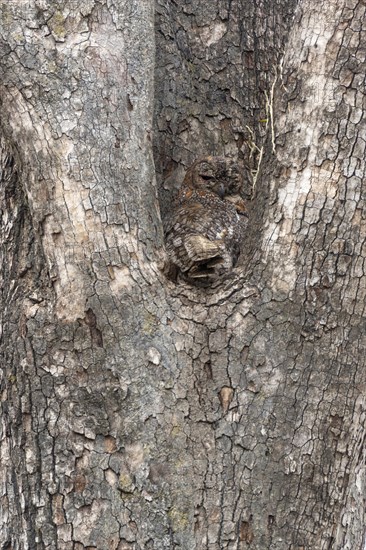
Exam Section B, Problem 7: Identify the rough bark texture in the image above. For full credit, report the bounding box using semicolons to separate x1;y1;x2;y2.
154;0;296;222
1;1;366;550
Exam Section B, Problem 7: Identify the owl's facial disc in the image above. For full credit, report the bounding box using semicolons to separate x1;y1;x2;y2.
197;164;215;178
197;171;217;189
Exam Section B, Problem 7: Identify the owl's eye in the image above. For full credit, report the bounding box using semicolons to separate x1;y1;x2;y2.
201;174;214;181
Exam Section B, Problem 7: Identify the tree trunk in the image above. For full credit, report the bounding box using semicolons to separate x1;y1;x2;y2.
1;1;365;549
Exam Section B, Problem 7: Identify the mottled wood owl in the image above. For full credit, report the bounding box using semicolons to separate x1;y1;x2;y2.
164;156;248;284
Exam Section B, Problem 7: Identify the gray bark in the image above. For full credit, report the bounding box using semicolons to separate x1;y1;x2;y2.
0;1;365;549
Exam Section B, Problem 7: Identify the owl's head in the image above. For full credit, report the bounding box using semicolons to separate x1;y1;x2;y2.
183;156;243;198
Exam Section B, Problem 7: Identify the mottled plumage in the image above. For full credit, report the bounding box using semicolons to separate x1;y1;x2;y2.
165;156;247;284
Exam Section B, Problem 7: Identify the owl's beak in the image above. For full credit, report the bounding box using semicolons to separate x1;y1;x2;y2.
217;183;225;199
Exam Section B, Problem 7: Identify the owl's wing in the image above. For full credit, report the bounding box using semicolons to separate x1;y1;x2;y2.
184;234;225;261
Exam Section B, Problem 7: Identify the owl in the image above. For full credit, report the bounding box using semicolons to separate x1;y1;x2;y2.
164;156;247;284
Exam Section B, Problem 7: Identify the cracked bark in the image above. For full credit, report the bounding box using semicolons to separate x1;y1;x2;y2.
1;1;366;549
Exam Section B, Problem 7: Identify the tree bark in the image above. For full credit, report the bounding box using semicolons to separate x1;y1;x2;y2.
1;1;365;549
